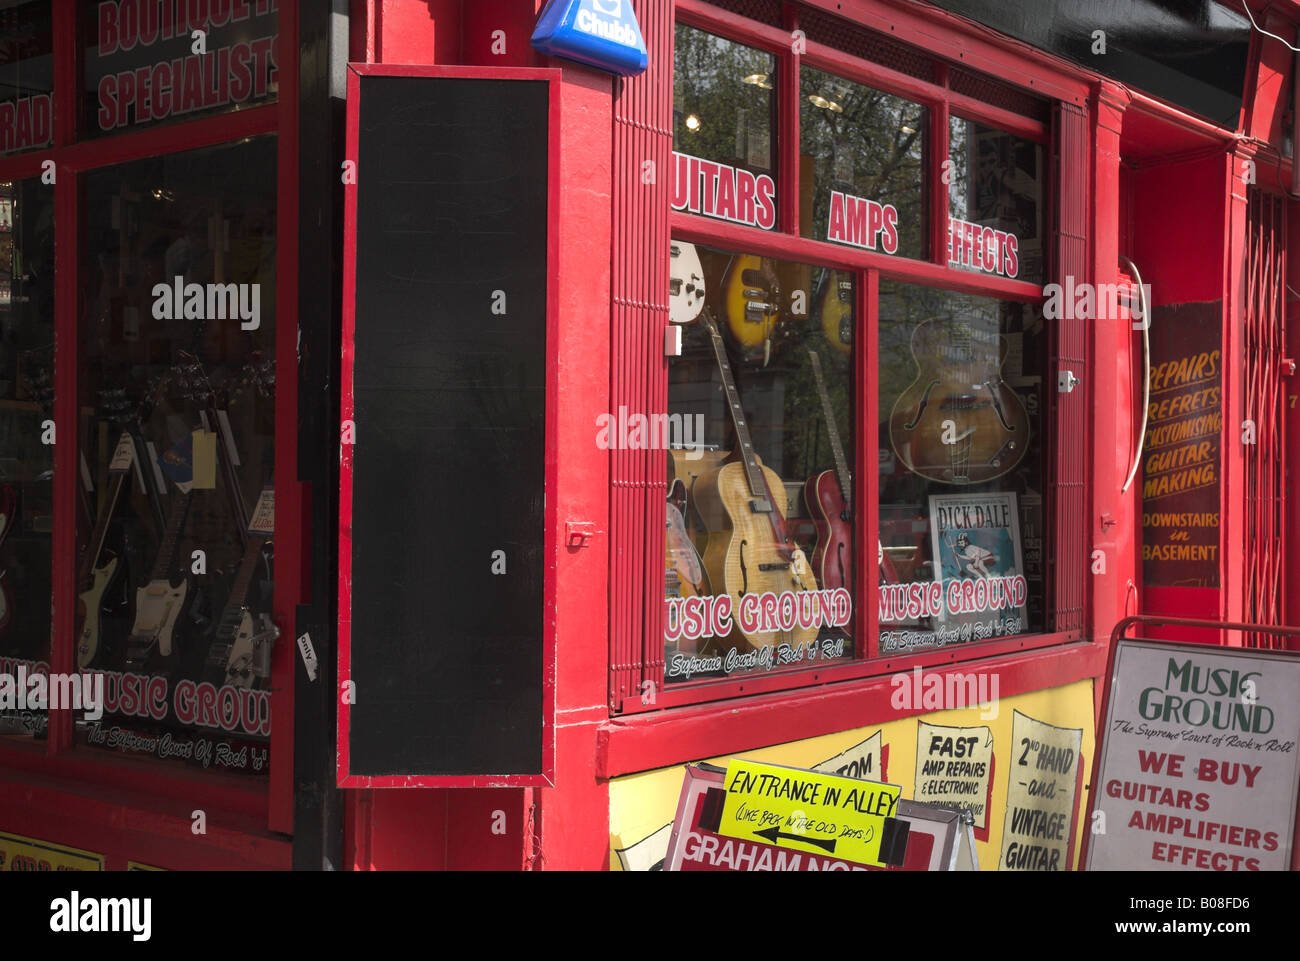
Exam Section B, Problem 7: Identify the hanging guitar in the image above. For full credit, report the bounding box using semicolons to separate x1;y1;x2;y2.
690;305;820;653
75;431;138;669
720;252;784;365
817;270;853;356
804;349;852;634
666;478;710;599
0;485;18;643
123;355;218;668
205;485;277;689
888;315;1030;484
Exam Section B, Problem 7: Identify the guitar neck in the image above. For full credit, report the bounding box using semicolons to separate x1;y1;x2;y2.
807;349;852;503
221;534;266;624
147;489;193;582
701;309;768;500
78;469;130;586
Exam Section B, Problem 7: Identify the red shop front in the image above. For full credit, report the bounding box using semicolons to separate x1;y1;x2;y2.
0;0;1296;871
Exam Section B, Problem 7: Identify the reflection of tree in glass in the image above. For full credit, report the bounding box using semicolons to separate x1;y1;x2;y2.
800;67;925;257
673;24;775;173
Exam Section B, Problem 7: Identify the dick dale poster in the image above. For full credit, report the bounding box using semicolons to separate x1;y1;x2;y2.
928;491;1028;644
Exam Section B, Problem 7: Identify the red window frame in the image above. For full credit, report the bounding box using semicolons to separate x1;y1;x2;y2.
334;62;561;789
0;0;302;836
610;0;1090;715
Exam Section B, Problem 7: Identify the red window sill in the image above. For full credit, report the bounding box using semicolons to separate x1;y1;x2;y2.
596;637;1107;778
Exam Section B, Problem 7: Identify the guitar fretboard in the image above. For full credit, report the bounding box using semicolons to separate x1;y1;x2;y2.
807;349;852;505
148;490;193;582
702;310;767;502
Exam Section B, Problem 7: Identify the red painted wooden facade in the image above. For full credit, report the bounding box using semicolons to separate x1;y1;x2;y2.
0;0;1296;870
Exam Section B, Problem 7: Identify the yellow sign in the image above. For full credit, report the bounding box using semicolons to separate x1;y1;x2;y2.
127;861;166;871
719;759;902;866
0;832;104;871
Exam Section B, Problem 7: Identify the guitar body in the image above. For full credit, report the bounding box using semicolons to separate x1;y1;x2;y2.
127;577;190;661
692;458;819;653
666;491;710;599
721;254;782;356
207;609;257;688
804;469;853;604
76;558;119;669
888;317;1030;484
819;273;853;356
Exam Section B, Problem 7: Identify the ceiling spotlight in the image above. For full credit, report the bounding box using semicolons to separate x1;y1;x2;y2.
900;125;916;134
685;114;701;131
809;94;842;113
742;73;773;89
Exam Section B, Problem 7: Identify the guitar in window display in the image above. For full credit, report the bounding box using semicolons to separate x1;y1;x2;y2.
888;315;1029;484
204;485;277;689
720;252;784;365
690;311;820;653
123;356;216;669
804;349;852;632
817;270;853;356
75;381;168;670
0;485;17;644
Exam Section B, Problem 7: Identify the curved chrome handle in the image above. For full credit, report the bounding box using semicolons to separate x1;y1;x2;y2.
1120;256;1150;494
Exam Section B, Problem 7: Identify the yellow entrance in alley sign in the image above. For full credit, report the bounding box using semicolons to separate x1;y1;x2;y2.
719;759;903;866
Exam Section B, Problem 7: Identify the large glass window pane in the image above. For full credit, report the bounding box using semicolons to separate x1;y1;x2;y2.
665;240;855;684
0;176;53;741
672;24;776;230
77;136;276;773
81;0;278;139
878;280;1047;654
800;66;927;259
948;117;1044;283
0;0;54;156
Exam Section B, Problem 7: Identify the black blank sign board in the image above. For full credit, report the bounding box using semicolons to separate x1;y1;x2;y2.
349;76;548;777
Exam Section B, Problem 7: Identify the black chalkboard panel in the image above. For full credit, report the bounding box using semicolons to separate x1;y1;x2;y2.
348;75;548;777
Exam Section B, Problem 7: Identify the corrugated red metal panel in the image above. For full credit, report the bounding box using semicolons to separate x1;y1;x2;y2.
1243;189;1287;648
610;0;674;710
1051;100;1088;633
799;4;938;84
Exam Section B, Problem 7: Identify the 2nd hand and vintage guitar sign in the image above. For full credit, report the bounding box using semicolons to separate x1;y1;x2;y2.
717;759;908;867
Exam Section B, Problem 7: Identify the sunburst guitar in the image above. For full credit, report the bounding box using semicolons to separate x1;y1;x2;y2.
888;316;1030;484
818;271;853;356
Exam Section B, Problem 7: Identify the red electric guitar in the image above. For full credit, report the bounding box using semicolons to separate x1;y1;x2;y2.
803;349;852;629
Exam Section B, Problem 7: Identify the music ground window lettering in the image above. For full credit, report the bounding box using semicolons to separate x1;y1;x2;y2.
877;280;1046;654
666;240;855;683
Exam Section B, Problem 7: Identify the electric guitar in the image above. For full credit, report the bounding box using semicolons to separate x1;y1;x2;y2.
720;253;783;363
75;432;136;669
690;307;820;653
205;486;276;689
0;485;18;641
804;349;853;629
888;316;1030;484
669;240;706;326
123;356;216;667
818;270;853;356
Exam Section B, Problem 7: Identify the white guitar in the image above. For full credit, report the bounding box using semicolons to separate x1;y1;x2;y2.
669;240;706;325
76;433;135;669
207;487;277;688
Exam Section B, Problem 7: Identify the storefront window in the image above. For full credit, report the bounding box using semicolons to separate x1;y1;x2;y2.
877;279;1046;653
948;116;1044;283
0;0;54;156
0;176;53;740
800;66;927;260
81;0;278;139
672;24;776;230
665;240;854;683
76;136;276;773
